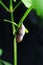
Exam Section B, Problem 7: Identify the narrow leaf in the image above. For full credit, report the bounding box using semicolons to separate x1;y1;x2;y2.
22;0;32;8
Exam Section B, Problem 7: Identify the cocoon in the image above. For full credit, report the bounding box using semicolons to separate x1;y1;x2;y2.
16;24;25;43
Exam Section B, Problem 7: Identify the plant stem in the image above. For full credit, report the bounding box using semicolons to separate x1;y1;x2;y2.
18;6;33;28
4;19;17;27
10;0;17;65
13;1;22;11
0;0;9;12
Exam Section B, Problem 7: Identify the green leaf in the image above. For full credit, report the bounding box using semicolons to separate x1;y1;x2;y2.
13;0;16;2
22;0;43;16
32;0;43;16
22;0;32;8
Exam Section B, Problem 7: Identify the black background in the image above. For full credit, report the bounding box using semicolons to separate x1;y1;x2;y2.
0;0;43;65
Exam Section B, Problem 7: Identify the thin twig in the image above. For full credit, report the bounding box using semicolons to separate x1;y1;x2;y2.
0;1;9;12
13;1;22;11
18;6;33;28
4;19;17;26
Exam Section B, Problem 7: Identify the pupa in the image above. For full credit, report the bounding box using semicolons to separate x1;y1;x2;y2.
16;24;25;43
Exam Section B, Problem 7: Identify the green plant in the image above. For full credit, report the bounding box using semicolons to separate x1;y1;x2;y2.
22;0;43;17
0;0;43;65
0;0;29;65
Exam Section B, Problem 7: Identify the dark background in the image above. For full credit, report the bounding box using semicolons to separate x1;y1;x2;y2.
0;0;43;65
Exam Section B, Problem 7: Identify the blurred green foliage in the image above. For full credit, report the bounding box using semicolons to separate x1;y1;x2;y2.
22;0;43;17
0;49;3;56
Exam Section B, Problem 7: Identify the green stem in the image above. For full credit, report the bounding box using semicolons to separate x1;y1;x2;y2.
4;19;17;26
10;0;17;65
18;6;33;28
13;1;22;11
0;1;9;12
